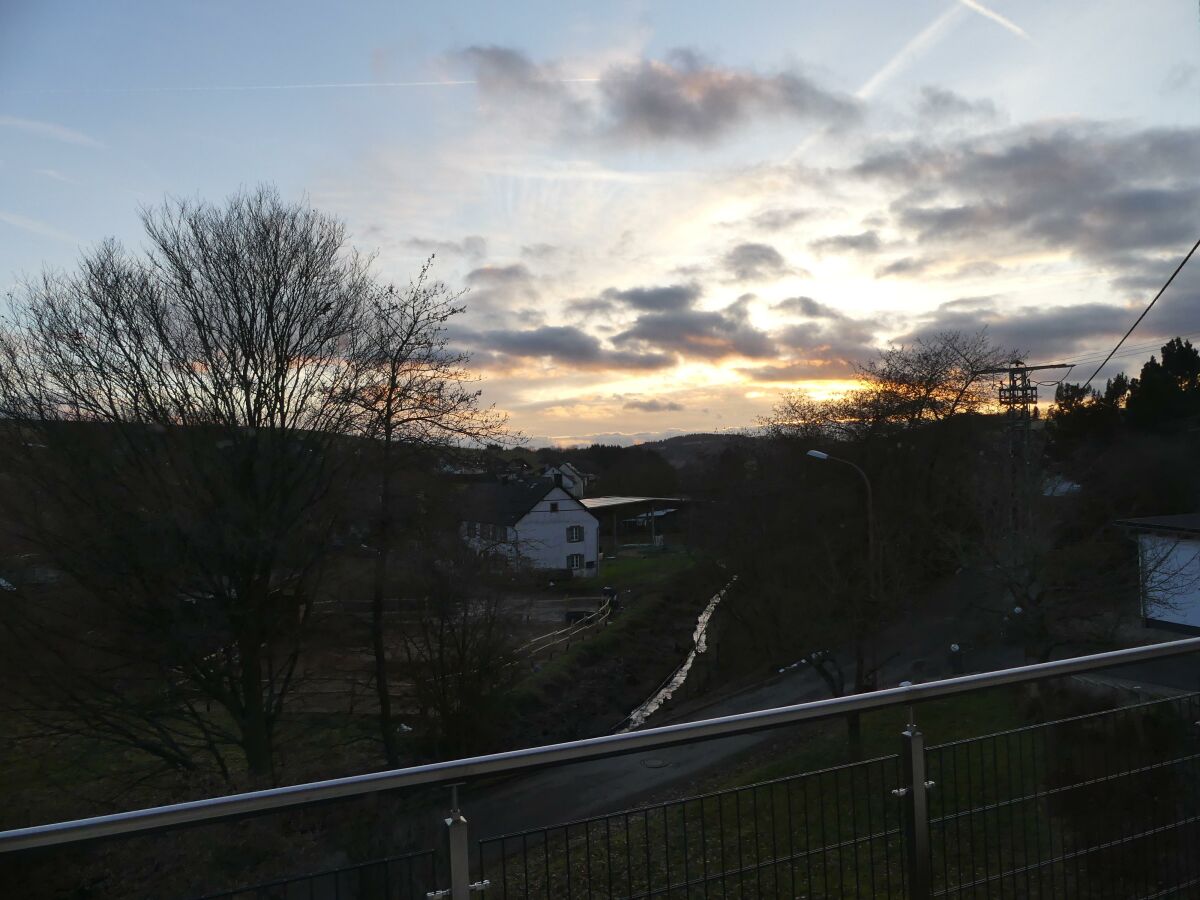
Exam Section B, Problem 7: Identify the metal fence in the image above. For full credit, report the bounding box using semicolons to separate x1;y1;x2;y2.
5;638;1200;899
478;754;906;899
926;692;1200;898
469;691;1200;899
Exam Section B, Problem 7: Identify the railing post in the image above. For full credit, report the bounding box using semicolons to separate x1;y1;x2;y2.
446;784;470;900
899;721;933;900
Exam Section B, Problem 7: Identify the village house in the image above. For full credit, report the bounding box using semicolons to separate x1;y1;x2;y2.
1117;513;1200;632
460;477;601;575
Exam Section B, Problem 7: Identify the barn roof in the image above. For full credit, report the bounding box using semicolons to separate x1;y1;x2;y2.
1115;513;1200;536
460;478;593;526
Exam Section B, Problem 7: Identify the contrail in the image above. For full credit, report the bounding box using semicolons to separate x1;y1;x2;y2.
959;0;1032;41
856;4;967;99
0;78;600;96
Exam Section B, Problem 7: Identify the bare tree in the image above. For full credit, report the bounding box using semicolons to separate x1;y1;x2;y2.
345;259;509;765
0;187;375;778
763;330;1014;440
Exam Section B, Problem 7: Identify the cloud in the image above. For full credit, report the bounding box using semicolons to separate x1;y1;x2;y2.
0;115;103;148
622;397;685;412
875;256;932;278
565;281;703;319
744;207;814;232
902;298;1134;360
853;123;1200;291
471;324;674;371
722;242;795;281
521;242;560;260
772;296;845;318
456;46;859;144
613;295;776;361
466;262;535;288
462;262;540;317
914;86;999;124
810;230;883;254
405;235;487;261
603;282;702;312
598;49;859;143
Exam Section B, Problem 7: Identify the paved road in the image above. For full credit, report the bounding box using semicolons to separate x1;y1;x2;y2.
447;567;1028;848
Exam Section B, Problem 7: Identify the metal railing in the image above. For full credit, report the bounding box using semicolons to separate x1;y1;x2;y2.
4;636;1200;898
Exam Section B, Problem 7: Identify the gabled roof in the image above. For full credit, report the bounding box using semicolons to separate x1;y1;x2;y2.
1115;513;1200;536
460;478;594;526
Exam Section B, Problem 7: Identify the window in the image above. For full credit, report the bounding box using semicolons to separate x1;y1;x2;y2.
567;553;584;570
566;525;584;543
549;502;559;512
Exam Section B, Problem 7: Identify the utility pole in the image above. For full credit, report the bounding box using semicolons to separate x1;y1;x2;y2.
976;361;1071;540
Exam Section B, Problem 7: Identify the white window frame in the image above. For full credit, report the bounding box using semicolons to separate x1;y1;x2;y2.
566;524;584;543
567;553;584;570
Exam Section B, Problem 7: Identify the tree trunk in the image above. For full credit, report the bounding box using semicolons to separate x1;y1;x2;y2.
239;635;274;777
373;439;400;766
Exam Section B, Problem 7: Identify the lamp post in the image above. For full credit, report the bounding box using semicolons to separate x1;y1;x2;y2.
806;449;878;694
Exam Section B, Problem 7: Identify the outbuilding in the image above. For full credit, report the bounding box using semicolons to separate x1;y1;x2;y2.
1117;513;1200;632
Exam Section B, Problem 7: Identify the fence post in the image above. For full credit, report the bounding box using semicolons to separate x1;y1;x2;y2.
899;721;933;900
446;784;471;900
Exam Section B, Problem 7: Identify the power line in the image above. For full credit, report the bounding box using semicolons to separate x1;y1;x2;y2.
1080;236;1200;391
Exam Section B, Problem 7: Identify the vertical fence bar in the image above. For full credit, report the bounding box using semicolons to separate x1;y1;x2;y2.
446;785;471;900
900;724;932;900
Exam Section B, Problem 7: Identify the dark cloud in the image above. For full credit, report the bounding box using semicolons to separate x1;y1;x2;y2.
810;230;883;254
456;45;585;126
622;397;685;412
915;86;999;124
566;282;702;320
745;207;814;232
875;256;932;278
457;45;859;145
723;242;794;281
466;263;535;288
599;49;858;143
520;242;560;260
901;299;1134;361
565;296;617;317
463;262;539;315
853;124;1200;287
603;282;702;312
405;235;487;261
613;295;775;360
772;296;844;319
472;324;675;371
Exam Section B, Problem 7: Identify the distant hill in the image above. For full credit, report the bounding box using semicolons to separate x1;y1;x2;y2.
638;432;756;469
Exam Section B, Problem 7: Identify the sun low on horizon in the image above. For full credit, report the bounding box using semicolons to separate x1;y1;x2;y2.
3;1;1200;446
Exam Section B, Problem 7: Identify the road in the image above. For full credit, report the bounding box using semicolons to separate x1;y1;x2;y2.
457;570;1025;845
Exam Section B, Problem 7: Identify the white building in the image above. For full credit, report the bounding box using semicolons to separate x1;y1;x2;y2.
1118;514;1200;631
461;478;601;576
539;462;591;499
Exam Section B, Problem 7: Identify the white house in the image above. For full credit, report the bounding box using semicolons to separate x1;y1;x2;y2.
539;462;591;499
1117;514;1200;631
461;478;601;576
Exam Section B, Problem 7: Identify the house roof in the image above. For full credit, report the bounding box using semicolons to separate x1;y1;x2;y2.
1115;513;1200;536
461;478;594;526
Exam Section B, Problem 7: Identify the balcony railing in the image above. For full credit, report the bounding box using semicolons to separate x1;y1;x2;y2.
4;636;1200;898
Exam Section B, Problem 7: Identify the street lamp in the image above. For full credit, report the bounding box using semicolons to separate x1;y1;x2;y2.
806;449;878;691
805;450;875;585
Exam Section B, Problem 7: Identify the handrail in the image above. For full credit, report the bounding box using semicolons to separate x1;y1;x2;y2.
4;635;1200;854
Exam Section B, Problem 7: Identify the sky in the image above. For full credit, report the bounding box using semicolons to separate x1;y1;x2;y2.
2;1;1200;446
